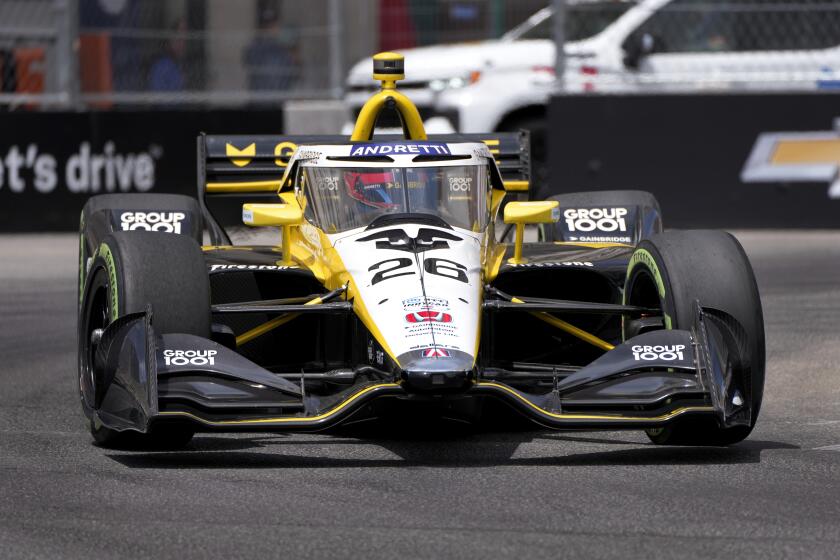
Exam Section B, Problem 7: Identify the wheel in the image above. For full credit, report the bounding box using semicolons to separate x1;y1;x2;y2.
79;230;211;449
78;193;204;307
623;230;765;446
545;190;662;243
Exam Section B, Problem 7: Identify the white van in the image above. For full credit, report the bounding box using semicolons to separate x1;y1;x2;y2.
344;0;840;136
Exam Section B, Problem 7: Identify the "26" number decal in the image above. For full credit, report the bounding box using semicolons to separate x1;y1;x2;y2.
369;258;468;285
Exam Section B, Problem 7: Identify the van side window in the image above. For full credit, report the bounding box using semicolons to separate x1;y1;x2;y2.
624;0;840;54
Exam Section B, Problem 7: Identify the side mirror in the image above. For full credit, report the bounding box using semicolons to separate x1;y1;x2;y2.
242;201;303;265
503;200;559;264
623;32;656;70
242;203;303;227
502;180;529;193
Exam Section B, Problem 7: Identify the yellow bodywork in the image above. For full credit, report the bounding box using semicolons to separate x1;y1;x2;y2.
215;52;611;362
503;200;560;265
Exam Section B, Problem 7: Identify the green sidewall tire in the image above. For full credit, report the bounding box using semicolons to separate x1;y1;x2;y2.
624;231;765;446
79;231;212;449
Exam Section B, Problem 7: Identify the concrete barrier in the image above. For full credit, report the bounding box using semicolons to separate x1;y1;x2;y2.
547;93;840;228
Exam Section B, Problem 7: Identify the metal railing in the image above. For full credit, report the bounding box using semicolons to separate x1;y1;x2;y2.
1;0;838;111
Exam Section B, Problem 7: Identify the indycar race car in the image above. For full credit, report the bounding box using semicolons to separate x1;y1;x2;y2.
77;53;764;449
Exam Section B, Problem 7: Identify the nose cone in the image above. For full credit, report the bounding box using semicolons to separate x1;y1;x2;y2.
398;348;474;392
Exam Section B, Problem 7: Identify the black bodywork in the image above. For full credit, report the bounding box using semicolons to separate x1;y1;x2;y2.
79;132;755;435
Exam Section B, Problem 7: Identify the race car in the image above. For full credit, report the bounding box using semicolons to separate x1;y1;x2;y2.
77;52;764;449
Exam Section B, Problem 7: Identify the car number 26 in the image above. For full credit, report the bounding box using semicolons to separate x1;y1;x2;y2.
369;258;468;285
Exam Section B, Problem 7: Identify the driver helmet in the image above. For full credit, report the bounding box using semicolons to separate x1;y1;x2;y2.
344;171;398;209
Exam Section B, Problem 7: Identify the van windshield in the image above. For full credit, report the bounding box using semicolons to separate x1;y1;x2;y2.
508;2;636;42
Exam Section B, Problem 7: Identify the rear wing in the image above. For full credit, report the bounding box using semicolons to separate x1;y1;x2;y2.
197;131;531;245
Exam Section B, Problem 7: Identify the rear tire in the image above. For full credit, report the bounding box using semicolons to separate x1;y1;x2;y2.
79;231;211;449
546;190;662;243
623;230;765;446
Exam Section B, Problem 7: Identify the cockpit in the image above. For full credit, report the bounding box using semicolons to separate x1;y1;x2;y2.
298;154;491;233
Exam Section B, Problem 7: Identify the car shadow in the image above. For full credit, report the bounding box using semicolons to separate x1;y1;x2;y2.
106;419;799;470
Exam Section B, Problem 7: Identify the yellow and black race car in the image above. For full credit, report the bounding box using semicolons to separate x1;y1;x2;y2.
77;53;764;449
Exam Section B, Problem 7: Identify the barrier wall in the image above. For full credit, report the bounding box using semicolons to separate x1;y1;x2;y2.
2;95;839;231
0;110;284;231
547;93;840;228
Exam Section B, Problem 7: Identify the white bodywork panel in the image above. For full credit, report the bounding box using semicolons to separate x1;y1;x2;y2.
331;224;483;366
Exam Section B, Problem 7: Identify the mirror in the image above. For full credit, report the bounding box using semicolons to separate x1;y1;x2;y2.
242;203;302;227
242;202;303;265
503;200;559;225
623;32;657;70
502;180;529;193
503;200;559;264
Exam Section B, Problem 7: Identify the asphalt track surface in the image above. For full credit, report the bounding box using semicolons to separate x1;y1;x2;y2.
2;231;840;560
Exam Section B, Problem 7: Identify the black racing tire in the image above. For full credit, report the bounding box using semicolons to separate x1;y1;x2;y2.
79;231;211;449
546;190;662;242
81;193;203;242
548;190;661;215
623;230;765;446
78;193;204;308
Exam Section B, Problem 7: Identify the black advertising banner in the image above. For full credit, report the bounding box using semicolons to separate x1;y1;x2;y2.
0;110;284;231
547;93;840;228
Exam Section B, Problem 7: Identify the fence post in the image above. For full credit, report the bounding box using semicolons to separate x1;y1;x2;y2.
328;0;343;99
54;0;79;108
552;0;565;93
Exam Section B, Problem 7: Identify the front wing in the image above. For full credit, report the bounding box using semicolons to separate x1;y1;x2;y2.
88;302;751;434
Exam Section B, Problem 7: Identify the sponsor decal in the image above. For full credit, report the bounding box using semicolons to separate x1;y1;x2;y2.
349;143;451;157
564;207;628;233
631;345;685;361
508;261;594;268
403;296;449;309
163;349;217;366
741;119;840;198
274;141;298;167
119;211;185;233
448;176;472;192
0;141;158;194
366;339;384;365
226;142;255;167
568;236;632;243
421;347;450;358
404;309;458;338
356;228;462;253
402;299;457;339
405;310;452;323
209;264;296;271
296;149;322;161
318;176;340;191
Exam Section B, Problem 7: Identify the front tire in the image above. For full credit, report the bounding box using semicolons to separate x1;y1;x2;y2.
79;231;211;449
624;230;765;446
